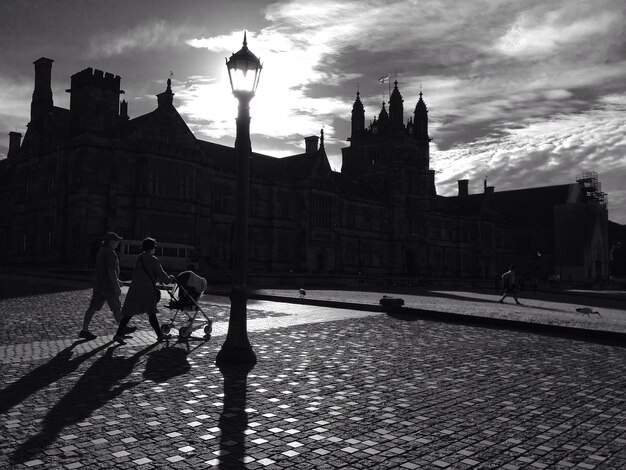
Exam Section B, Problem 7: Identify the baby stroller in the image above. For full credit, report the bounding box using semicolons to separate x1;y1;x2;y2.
161;271;212;340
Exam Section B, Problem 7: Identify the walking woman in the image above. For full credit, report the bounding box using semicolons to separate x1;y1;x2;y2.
114;237;175;344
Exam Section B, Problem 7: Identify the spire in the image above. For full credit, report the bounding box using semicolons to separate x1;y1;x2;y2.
378;101;389;121
350;88;365;144
389;79;404;129
413;89;428;139
320;128;324;149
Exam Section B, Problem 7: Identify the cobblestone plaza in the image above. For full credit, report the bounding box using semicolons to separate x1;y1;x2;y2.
1;278;626;469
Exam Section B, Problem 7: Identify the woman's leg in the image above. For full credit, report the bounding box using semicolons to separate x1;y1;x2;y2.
148;312;162;337
115;316;131;337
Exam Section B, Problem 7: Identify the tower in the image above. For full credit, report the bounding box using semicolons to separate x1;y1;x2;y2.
68;67;122;135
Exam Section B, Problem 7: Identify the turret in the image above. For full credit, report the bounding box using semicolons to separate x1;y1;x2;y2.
68;67;122;135
388;80;404;130
119;99;129;120
30;57;54;125
157;77;174;109
350;90;365;144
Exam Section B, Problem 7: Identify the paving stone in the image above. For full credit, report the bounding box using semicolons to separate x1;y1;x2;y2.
1;283;625;468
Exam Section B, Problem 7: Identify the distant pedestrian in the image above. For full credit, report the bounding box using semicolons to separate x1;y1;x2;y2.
79;232;136;340
113;237;175;344
498;264;522;305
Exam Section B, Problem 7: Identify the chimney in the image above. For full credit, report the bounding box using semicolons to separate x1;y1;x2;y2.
31;57;54;124
120;99;129;120
485;186;495;195
305;135;319;153
458;179;469;196
8;132;22;159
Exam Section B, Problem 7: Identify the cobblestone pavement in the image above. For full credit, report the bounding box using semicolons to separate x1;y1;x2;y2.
1;280;626;469
254;289;626;334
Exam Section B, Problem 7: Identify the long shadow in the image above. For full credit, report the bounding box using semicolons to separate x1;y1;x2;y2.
11;343;156;463
143;346;191;383
421;288;626;311
217;363;255;469
419;290;586;313
0;340;111;414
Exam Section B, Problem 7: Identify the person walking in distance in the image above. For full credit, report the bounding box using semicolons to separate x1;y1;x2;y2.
78;232;136;340
113;237;175;344
498;264;522;305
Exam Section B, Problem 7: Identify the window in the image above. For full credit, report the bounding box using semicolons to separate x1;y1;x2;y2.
163;247;177;257
313;195;332;229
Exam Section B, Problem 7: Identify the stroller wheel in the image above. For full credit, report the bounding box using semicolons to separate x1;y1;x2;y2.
204;323;212;336
160;324;171;335
179;325;192;338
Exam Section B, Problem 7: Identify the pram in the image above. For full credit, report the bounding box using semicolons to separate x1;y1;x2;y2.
161;271;213;340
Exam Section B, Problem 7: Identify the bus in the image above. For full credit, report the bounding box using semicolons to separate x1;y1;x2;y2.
118;240;200;272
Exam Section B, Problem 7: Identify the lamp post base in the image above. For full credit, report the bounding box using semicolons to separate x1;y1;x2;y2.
215;345;257;366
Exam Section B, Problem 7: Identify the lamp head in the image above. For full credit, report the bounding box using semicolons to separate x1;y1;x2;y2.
226;32;262;98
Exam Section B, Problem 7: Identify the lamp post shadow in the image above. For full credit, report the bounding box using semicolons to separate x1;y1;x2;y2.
217;362;255;468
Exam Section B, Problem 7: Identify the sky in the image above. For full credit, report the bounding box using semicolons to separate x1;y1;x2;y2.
1;0;625;223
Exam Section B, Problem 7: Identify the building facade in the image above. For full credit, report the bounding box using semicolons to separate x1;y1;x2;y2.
0;58;610;282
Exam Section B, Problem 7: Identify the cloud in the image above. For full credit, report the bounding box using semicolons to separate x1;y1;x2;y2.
433;94;626;223
88;21;194;58
0;76;33;158
495;10;619;57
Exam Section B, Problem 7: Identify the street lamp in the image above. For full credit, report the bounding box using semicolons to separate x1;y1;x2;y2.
216;32;262;366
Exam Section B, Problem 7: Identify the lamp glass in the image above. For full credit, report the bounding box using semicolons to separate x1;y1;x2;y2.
228;66;259;94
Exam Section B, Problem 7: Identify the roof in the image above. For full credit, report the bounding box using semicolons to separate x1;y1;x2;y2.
491;184;574;227
277;151;319;180
442;184;576;227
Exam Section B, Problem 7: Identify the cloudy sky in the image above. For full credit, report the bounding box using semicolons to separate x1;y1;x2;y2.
1;0;625;223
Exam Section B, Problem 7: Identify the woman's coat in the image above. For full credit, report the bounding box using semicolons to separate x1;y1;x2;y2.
121;253;171;316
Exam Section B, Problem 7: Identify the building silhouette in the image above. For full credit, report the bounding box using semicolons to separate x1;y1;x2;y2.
0;58;610;283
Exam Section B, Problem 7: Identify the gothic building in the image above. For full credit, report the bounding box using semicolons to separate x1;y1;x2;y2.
0;58;610;283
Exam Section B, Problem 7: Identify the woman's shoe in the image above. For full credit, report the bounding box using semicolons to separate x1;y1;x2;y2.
78;330;97;340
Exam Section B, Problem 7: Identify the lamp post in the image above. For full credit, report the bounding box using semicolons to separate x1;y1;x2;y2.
216;32;262;366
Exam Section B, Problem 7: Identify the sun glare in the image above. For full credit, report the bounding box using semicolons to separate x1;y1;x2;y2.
180;29;349;154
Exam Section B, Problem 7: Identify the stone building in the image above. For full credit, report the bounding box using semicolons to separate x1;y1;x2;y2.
0;58;610;283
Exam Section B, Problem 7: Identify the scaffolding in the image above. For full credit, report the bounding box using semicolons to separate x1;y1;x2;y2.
577;171;607;207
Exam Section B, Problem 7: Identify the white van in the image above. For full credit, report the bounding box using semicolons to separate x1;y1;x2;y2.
118;240;200;272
